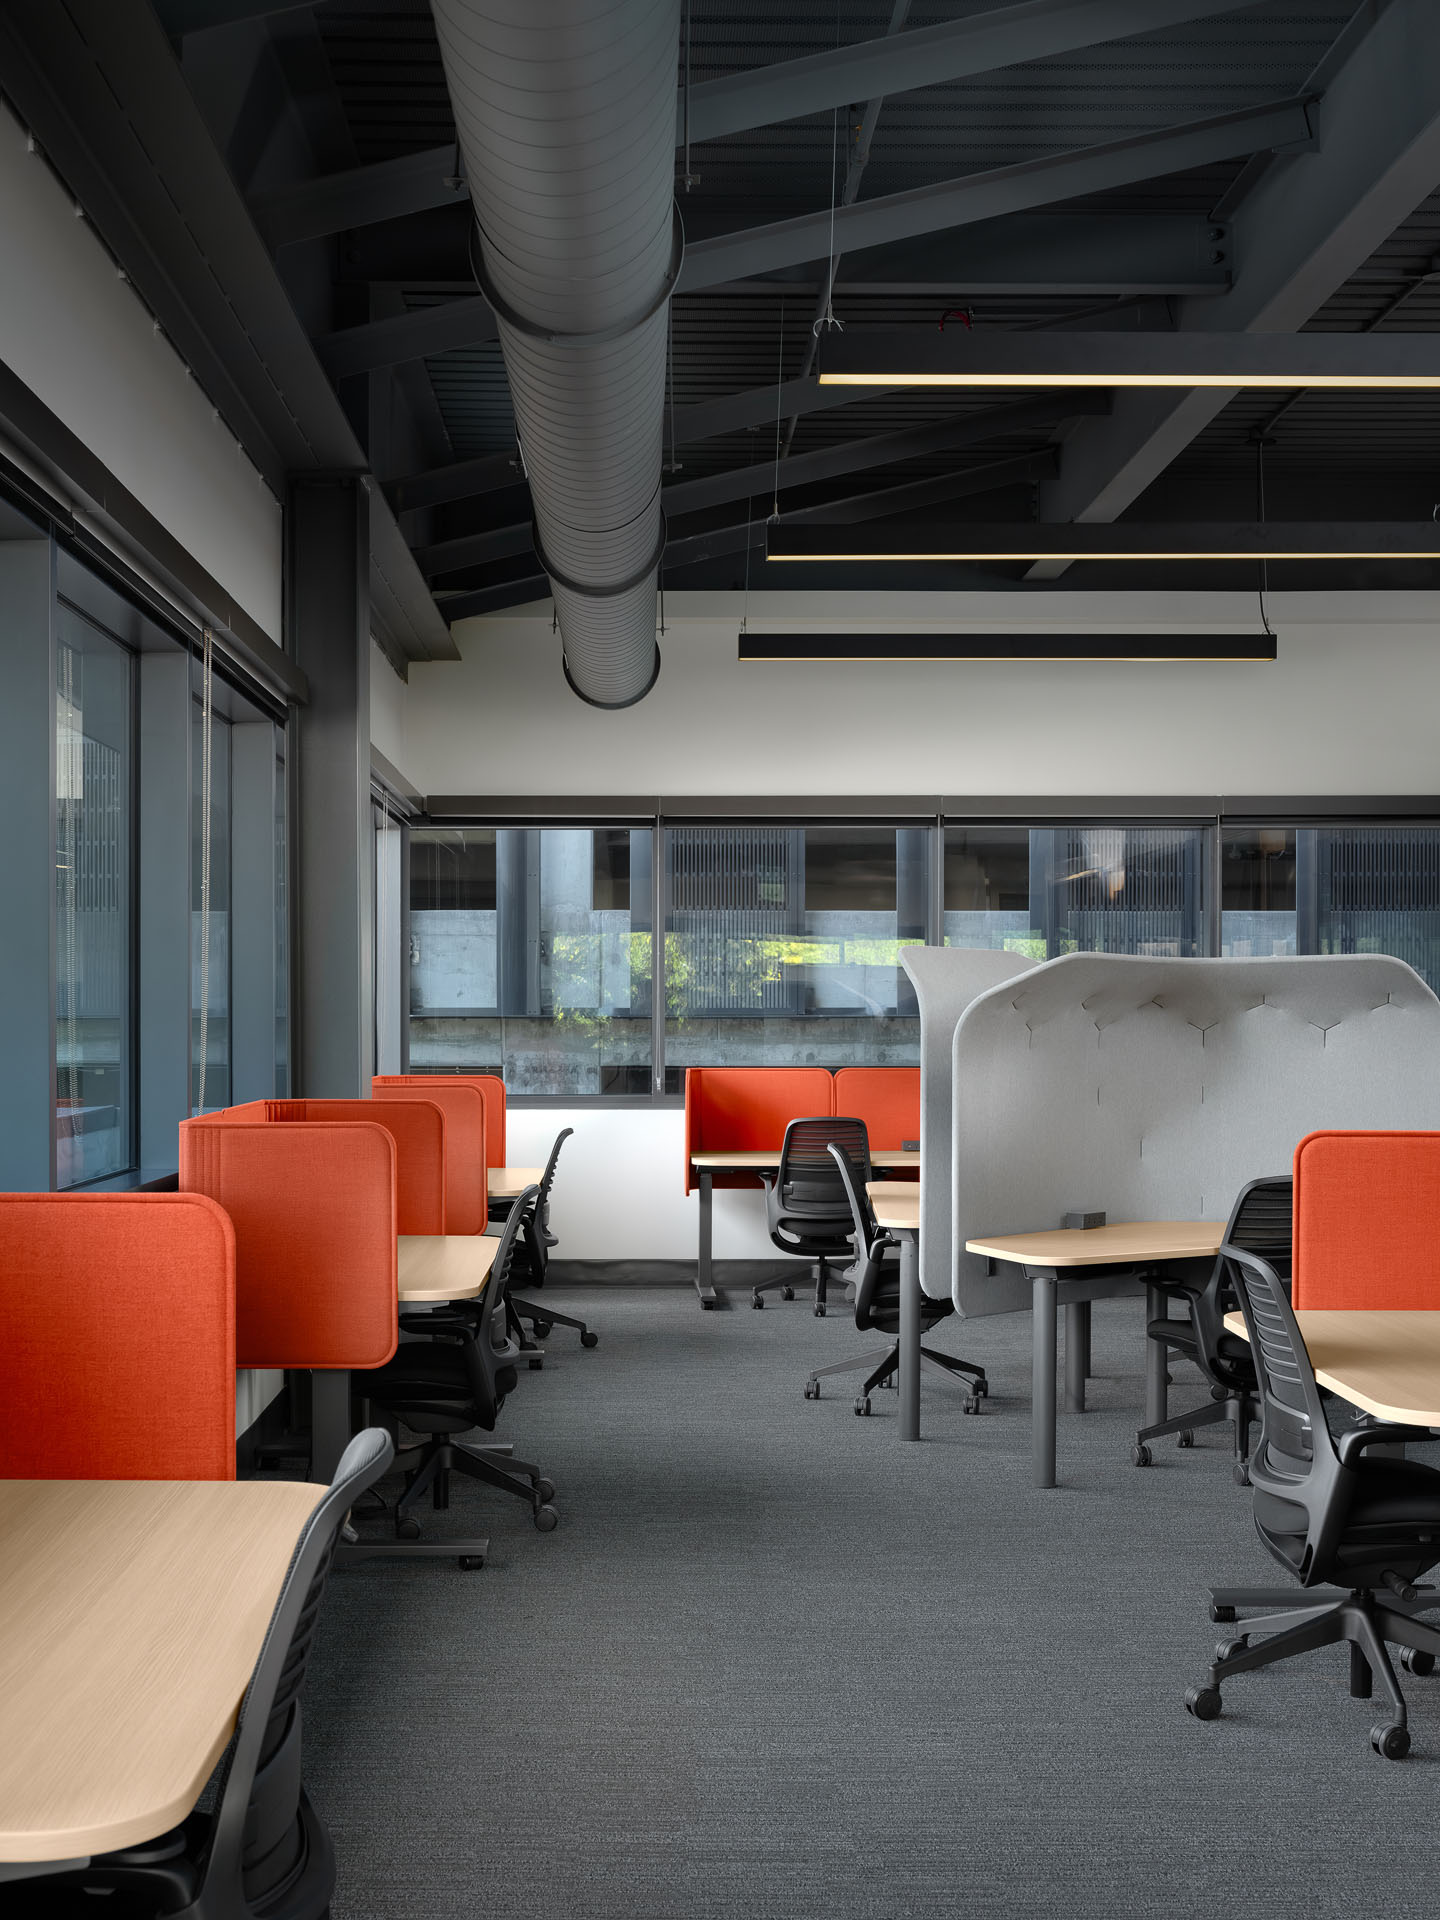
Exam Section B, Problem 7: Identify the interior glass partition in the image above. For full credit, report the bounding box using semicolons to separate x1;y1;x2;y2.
662;824;927;1085
55;611;133;1187
408;826;654;1095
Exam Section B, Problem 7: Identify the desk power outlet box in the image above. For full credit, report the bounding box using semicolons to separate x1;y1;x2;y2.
1064;1209;1106;1231
902;1139;919;1152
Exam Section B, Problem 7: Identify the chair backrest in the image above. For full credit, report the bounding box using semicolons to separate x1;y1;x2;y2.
375;1072;506;1168
537;1126;573;1205
197;1428;393;1911
1191;1176;1293;1378
825;1140;879;1254
1292;1129;1440;1307
832;1067;919;1150
372;1081;487;1234
459;1191;535;1428
777;1116;872;1214
0;1192;236;1479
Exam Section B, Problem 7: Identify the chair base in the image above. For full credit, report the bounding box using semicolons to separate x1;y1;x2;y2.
510;1292;598;1350
805;1340;987;1413
396;1434;558;1534
754;1257;855;1316
1134;1387;1255;1479
1188;1587;1440;1756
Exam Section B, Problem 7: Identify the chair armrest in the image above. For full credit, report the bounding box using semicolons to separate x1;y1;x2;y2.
1338;1424;1436;1465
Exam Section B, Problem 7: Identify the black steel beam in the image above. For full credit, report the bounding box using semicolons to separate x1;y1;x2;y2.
155;1;319;32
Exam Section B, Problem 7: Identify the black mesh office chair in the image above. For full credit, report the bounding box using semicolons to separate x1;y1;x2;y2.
489;1125;571;1248
802;1143;986;1416
365;1192;559;1536
5;1429;394;1919
755;1115;869;1315
1134;1176;1291;1482
503;1129;598;1353
1185;1247;1440;1759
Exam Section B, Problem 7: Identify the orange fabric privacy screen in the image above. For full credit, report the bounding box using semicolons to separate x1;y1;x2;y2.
376;1073;506;1169
683;1067;837;1192
288;1098;446;1236
372;1081;486;1234
181;1117;398;1369
0;1192;236;1479
1292;1130;1440;1309
833;1067;920;1151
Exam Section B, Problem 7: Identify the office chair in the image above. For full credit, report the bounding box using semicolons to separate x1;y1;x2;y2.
1133;1175;1291;1482
502;1128;598;1352
8;1429;394;1920
754;1115;868;1315
365;1192;559;1536
1185;1246;1440;1759
489;1123;571;1249
803;1143;986;1416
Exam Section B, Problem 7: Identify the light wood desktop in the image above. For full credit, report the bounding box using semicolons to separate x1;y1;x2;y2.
1224;1308;1440;1426
398;1233;495;1302
488;1165;543;1201
0;1479;324;1867
689;1149;918;1308
965;1221;1224;1489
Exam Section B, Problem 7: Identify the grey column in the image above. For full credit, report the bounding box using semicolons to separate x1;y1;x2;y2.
289;477;372;1096
0;539;56;1190
231;720;281;1103
138;652;192;1166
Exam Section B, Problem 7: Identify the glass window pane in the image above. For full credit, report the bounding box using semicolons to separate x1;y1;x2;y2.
409;827;653;1096
191;698;231;1113
1221;827;1297;958
1312;826;1440;991
943;828;1041;956
55;617;132;1186
1046;826;1209;958
663;825;926;1081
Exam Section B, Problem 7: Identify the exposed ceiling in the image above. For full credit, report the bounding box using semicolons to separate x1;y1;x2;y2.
27;2;1440;647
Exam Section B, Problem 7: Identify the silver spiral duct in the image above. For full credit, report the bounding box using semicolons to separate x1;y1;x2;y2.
431;0;681;707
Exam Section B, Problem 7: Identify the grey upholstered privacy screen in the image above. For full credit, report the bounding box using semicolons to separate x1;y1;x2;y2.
941;952;1440;1317
900;946;1036;1302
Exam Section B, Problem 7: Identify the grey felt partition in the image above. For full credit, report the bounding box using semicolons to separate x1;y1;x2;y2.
900;946;1036;1301
947;952;1440;1315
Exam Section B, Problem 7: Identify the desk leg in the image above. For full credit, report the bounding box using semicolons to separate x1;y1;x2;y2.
1145;1283;1168;1428
898;1230;921;1442
695;1172;717;1309
312;1368;352;1481
1064;1300;1089;1414
1032;1269;1058;1489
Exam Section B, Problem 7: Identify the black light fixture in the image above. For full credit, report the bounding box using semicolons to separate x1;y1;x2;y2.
763;522;1440;563
737;632;1277;663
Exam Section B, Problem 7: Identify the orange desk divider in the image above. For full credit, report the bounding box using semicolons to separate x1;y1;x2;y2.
0;1192;236;1479
375;1073;506;1170
833;1066;920;1151
372;1081;487;1234
284;1099;446;1236
1292;1130;1440;1310
683;1066;837;1193
180;1113;398;1369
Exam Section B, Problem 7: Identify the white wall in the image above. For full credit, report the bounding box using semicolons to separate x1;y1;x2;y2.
0;101;282;639
370;641;411;773
404;588;1440;797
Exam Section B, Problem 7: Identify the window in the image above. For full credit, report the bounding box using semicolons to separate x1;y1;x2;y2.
409;827;654;1095
1221;828;1297;958
190;690;231;1114
662;825;927;1085
55;612;132;1186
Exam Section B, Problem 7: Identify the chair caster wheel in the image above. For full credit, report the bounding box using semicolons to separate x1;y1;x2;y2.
1185;1686;1222;1721
854;1396;871;1416
1372;1722;1410;1760
962;1397;980;1415
781;1286;794;1301
534;1504;559;1532
581;1331;599;1348
535;1477;556;1504
532;1319;553;1338
528;1358;544;1370
1209;1603;1237;1624
700;1299;714;1310
1233;1461;1251;1486
1131;1443;1153;1468
1216;1637;1249;1662
814;1304;826;1318
804;1379;820;1400
751;1293;764;1310
395;1515;422;1541
458;1554;485;1571
974;1378;989;1398
1176;1429;1195;1449
1401;1648;1435;1677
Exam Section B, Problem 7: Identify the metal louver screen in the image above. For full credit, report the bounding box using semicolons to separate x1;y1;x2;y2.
1054;827;1202;956
668;827;794;1012
1318;828;1440;987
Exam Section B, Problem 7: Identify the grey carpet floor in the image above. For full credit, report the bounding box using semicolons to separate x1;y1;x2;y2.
303;1287;1440;1920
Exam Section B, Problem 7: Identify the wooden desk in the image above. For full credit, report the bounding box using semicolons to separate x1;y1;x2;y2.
1224;1308;1440;1426
398;1233;495;1302
688;1149;919;1309
487;1165;542;1202
867;1180;925;1440
0;1479;323;1869
966;1221;1223;1489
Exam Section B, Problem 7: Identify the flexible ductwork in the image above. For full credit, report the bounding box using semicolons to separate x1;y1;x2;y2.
431;0;681;707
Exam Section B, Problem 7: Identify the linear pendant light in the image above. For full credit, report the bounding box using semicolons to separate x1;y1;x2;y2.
738;632;1277;663
764;522;1440;563
815;330;1440;390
